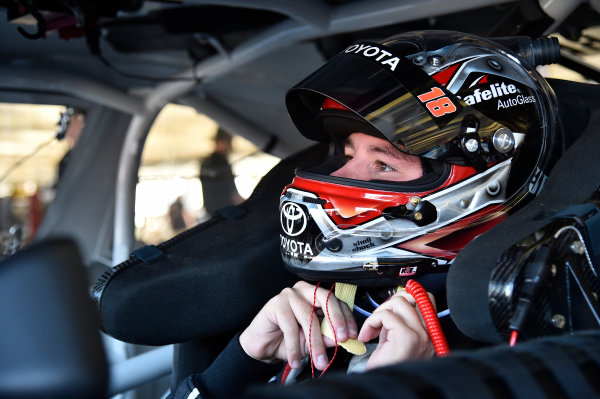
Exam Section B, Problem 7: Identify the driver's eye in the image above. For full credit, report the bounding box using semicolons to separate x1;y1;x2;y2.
376;161;395;172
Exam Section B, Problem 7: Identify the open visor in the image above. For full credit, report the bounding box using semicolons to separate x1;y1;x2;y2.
286;42;512;163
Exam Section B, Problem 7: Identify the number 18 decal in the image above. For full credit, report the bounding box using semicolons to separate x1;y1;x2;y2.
417;87;457;118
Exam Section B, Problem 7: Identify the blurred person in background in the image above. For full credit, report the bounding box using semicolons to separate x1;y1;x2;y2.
55;107;86;187
199;128;243;215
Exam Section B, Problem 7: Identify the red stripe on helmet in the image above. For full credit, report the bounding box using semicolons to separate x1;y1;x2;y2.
432;63;460;86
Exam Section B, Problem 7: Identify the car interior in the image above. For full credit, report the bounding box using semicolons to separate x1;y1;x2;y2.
1;1;600;398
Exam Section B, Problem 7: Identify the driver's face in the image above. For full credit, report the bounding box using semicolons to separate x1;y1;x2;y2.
330;132;423;182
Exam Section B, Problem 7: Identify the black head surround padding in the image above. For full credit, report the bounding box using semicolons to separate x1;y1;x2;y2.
0;238;108;398
93;144;328;345
447;79;600;343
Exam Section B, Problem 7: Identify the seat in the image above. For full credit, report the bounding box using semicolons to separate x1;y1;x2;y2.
447;79;600;343
0;238;108;398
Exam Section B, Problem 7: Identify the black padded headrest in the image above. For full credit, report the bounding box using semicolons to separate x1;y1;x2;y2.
93;144;328;345
0;238;108;398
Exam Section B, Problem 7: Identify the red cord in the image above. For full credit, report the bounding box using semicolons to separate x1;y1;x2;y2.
307;283;338;379
308;282;320;379
509;330;518;347
405;279;450;357
320;284;338;378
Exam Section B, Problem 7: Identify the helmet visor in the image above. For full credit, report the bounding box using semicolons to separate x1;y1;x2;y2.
286;42;509;162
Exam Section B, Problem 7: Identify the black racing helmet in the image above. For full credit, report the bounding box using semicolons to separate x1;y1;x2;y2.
281;30;563;285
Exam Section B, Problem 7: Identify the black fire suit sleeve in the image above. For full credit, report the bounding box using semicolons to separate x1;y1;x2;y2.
170;333;283;399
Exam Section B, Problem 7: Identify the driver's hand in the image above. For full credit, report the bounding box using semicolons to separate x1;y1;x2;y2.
358;290;434;370
239;281;357;370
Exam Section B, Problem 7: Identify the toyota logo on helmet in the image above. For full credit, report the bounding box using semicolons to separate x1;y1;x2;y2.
280;202;307;236
279;198;322;269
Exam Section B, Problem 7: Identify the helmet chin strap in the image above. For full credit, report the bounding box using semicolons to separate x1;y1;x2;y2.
320;283;367;355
